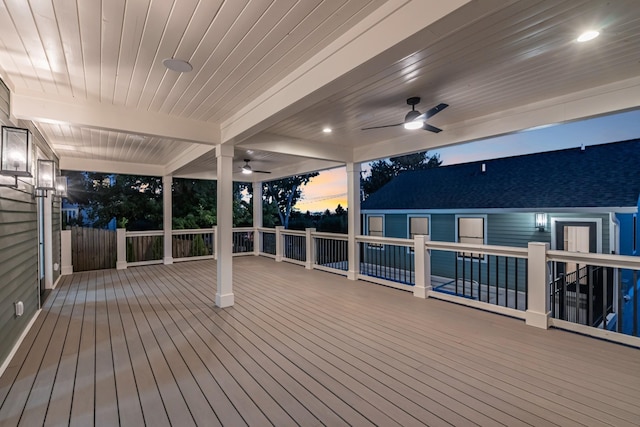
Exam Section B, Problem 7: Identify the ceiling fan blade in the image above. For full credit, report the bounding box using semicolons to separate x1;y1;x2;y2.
361;123;404;130
422;123;442;133
253;170;271;174
414;103;449;121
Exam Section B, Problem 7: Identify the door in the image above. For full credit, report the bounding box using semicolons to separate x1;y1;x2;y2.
554;220;611;325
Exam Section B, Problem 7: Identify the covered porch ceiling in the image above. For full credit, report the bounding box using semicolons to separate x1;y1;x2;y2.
1;0;639;181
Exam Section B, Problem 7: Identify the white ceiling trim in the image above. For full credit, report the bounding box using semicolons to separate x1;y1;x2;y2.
238;133;353;163
219;0;475;145
12;91;220;145
60;157;165;176
354;75;640;163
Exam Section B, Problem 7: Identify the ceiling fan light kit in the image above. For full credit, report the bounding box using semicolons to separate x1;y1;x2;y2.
241;159;271;175
362;97;448;133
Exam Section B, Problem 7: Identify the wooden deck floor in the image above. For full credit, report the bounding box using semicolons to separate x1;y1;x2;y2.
1;257;639;426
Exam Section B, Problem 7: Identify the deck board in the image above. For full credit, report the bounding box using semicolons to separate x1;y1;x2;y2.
1;256;639;426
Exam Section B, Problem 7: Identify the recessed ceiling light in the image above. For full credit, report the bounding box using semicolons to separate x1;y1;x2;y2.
577;30;600;42
322;127;332;133
163;58;193;72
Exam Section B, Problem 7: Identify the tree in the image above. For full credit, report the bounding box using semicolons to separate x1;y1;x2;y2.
361;150;441;199
263;173;319;229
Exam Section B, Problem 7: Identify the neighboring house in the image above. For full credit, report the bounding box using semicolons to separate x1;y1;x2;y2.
361;139;640;329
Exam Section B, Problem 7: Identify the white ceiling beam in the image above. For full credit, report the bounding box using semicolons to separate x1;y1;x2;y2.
220;0;481;145
60;157;165;176
354;75;640;162
237;133;352;163
12;91;220;145
164;144;216;176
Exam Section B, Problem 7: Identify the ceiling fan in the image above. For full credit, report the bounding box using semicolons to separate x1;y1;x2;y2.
361;97;448;133
240;159;271;175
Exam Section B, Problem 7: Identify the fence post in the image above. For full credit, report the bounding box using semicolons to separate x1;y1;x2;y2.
305;228;316;269
413;235;431;298
60;229;73;275
116;228;127;270
526;242;550;329
213;226;218;260
275;226;284;262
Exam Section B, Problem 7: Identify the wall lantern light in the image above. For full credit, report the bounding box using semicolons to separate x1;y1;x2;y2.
35;159;56;197
535;213;547;231
0;126;32;187
55;176;68;198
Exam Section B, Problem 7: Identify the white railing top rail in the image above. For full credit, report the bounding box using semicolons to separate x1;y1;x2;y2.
547;250;640;270
172;228;215;235
426;241;529;259
232;227;254;233
311;231;348;241
356;235;414;247
125;230;164;237
256;227;275;233
281;229;306;237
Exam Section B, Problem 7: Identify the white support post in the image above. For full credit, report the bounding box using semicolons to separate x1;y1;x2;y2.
215;144;234;308
44;194;53;289
116;228;127;270
60;229;73;275
526;242;550;329
212;226;218;260
413;235;431;298
163;175;173;265
346;162;361;280
253;182;262;256
275;226;284;262
305;228;316;269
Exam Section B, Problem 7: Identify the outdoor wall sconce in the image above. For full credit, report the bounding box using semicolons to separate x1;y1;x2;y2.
34;159;56;197
535;213;547;231
0;126;32;187
55;176;68;198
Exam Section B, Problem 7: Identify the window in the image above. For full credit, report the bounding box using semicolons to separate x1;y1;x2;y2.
367;215;383;248
408;216;429;252
456;216;485;259
409;216;429;239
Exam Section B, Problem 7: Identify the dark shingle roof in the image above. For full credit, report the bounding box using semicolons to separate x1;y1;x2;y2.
361;139;640;211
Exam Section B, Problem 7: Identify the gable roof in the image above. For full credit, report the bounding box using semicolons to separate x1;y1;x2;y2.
361;139;640;211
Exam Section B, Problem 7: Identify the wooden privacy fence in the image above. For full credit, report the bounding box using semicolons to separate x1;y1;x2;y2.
70;226;117;271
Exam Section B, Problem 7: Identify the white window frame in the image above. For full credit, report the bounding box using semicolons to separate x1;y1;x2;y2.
365;214;385;249
455;215;487;261
407;214;430;253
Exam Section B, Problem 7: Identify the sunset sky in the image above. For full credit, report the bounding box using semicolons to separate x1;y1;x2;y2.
296;109;640;213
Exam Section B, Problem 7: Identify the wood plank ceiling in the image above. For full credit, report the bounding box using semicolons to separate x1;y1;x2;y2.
0;0;638;178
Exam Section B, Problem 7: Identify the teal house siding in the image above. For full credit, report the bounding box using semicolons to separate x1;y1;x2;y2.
384;214;407;238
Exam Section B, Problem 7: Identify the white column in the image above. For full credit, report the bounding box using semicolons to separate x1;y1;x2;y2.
163;175;173;265
60;229;73;275
275;226;284;262
413;235;432;298
44;194;53;289
253;181;262;256
526;242;550;329
215;144;234;308
305;228;316;269
116;228;127;270
346;162;361;280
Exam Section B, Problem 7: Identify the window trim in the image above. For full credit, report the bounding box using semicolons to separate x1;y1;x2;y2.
455;214;487;262
365;214;385;250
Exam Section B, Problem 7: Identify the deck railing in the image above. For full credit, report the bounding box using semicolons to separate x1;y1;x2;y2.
83;226;640;347
547;250;640;341
172;228;215;262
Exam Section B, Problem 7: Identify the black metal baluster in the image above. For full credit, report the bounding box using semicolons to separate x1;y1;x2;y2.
617;269;623;333
470;253;474;299
504;257;509;308
602;269;608;329
588;265;594;326
515;257;519;310
633;270;638;337
495;256;499;304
